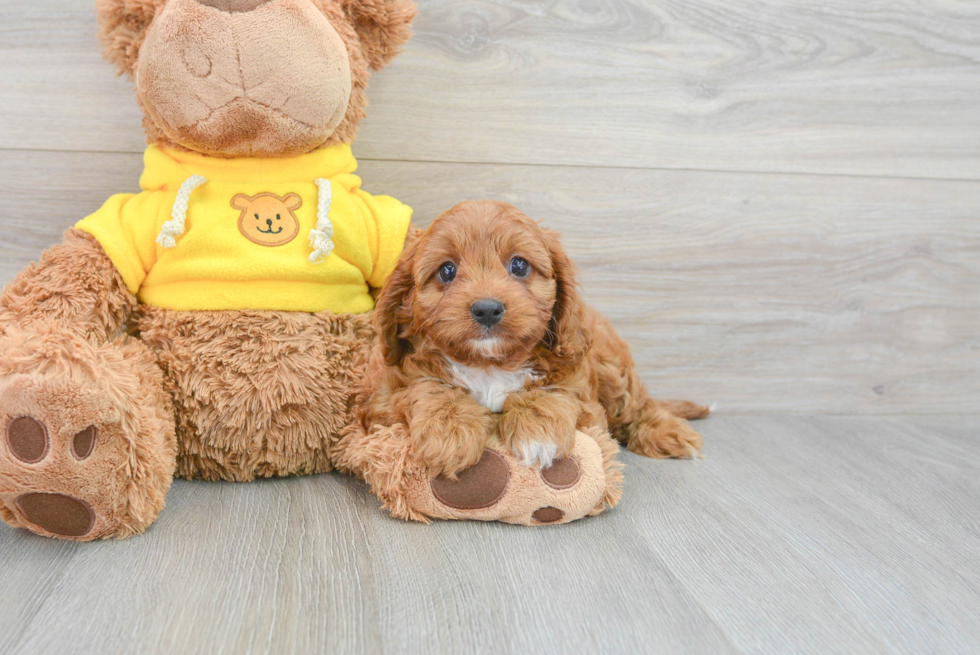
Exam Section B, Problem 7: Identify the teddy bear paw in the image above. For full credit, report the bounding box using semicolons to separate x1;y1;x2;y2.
407;431;618;526
0;328;176;540
2;415;100;537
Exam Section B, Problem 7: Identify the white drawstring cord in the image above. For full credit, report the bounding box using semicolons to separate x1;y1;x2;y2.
156;175;208;249
308;177;335;264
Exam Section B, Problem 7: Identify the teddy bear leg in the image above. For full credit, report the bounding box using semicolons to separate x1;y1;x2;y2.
583;426;624;517
0;326;176;540
335;423;620;526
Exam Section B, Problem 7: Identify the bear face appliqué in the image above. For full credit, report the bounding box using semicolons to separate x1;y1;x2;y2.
231;192;302;247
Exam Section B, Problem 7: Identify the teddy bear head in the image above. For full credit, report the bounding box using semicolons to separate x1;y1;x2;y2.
96;0;415;158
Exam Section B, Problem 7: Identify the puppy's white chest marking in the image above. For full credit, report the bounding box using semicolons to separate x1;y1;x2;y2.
446;360;534;413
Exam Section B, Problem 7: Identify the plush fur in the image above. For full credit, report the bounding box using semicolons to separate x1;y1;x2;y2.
0;322;175;540
0;229;136;343
134;306;374;481
335;200;706;524
0;0;416;540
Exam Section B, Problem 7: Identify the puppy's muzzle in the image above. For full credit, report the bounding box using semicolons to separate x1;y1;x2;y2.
471;299;505;328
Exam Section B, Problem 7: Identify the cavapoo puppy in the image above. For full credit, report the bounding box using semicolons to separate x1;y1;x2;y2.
355;200;708;477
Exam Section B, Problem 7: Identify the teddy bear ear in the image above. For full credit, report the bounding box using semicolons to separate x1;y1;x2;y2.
342;0;417;72
96;0;169;78
283;193;303;211
230;194;253;210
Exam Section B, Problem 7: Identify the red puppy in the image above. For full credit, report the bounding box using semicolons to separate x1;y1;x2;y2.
357;200;707;477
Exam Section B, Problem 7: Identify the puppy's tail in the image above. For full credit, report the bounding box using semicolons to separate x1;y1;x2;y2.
658;399;712;421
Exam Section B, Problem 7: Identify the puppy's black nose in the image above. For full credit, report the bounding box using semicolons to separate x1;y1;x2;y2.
471;299;505;328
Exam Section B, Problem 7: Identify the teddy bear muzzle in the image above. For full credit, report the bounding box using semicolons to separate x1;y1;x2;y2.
136;0;353;157
196;0;272;12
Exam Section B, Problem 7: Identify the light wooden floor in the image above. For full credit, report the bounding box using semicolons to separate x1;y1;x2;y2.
1;0;979;653
0;416;977;654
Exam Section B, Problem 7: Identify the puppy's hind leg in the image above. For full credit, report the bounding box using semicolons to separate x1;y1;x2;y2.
659;399;712;421
590;312;704;459
620;399;703;459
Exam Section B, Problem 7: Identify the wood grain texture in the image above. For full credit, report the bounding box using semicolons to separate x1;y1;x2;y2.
0;415;977;654
2;150;977;414
1;0;980;178
624;415;980;654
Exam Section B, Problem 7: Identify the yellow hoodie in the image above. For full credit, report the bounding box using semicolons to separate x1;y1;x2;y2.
75;145;412;314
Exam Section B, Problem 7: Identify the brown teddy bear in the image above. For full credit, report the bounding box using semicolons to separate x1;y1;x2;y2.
0;0;622;540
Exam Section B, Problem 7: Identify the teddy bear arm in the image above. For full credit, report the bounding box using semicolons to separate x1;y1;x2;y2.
342;423;623;527
0;228;136;342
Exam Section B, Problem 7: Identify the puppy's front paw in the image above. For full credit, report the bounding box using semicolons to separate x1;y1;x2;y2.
512;439;560;469
413;431;488;478
409;404;493;478
499;391;578;469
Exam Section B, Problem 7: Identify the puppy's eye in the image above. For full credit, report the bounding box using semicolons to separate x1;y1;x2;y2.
509;256;530;278
437;262;457;283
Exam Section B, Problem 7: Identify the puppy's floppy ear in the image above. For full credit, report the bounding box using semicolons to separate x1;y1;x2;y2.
341;0;417;71
374;236;421;366
543;227;589;360
96;0;169;77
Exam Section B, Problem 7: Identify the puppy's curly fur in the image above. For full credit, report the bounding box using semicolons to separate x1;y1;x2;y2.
355;200;707;477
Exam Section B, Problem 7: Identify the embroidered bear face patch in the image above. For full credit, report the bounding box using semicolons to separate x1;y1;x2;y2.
231;192;302;247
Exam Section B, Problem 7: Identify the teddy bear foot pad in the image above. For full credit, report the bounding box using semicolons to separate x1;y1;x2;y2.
404;432;615;526
0;329;176;541
4;417;97;537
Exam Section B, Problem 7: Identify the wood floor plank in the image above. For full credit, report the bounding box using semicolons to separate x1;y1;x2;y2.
1;149;977;414
2;0;980;178
0;535;78;653
7;475;384;654
626;416;980;654
352;490;737;654
0;468;737;654
0;416;977;654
